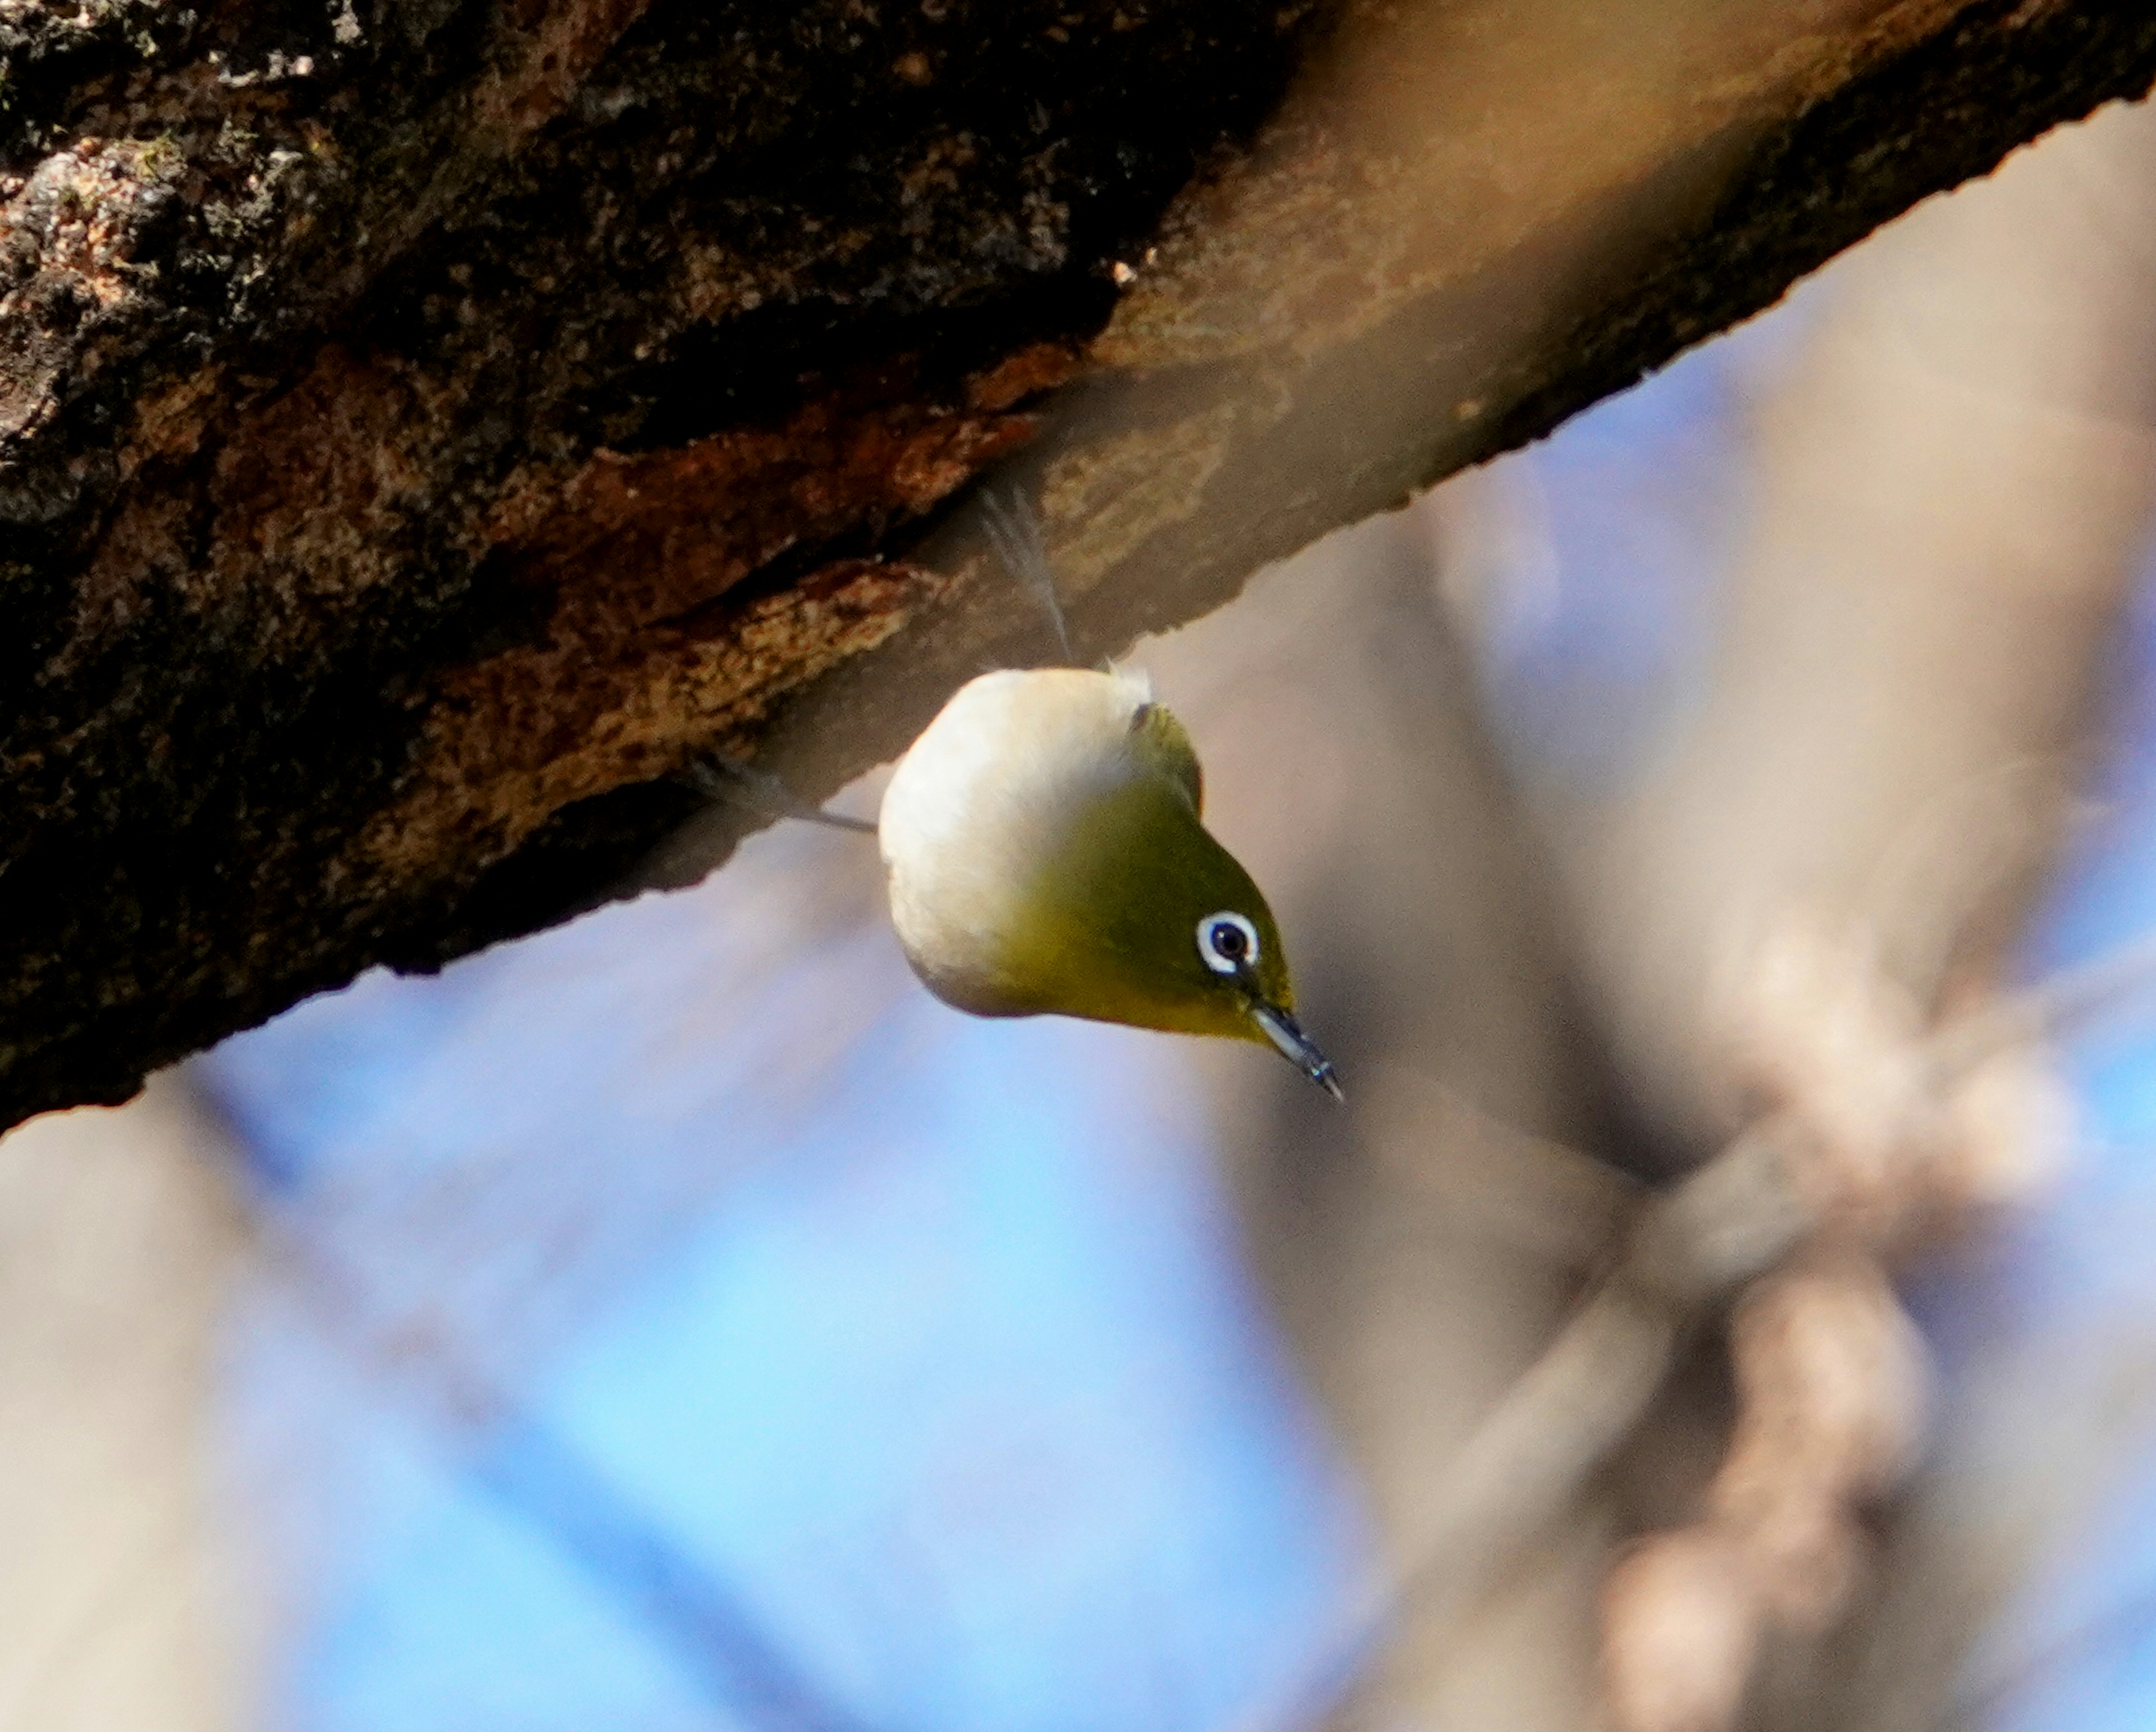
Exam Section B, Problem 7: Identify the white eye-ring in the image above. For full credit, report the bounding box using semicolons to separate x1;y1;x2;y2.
1197;911;1260;974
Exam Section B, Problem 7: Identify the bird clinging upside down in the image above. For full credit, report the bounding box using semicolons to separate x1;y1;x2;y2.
696;493;1341;1097
876;662;1341;1099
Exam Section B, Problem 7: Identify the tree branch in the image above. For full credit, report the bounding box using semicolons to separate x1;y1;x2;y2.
5;0;2155;1126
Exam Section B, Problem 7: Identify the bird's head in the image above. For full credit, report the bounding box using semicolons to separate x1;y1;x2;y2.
880;671;1341;1098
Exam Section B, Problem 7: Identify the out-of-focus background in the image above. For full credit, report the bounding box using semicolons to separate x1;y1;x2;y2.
11;91;2156;1732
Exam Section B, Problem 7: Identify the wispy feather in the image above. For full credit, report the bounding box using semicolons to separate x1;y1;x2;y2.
980;489;1073;662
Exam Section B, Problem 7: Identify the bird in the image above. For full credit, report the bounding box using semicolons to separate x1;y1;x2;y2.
695;494;1341;1099
877;664;1341;1100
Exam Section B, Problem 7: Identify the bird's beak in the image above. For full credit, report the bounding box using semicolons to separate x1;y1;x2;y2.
1250;1002;1345;1102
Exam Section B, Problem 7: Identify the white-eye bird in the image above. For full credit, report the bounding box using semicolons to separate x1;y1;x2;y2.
878;663;1342;1098
691;492;1339;1095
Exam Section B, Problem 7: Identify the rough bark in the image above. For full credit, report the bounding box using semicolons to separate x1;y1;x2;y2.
3;0;2155;1128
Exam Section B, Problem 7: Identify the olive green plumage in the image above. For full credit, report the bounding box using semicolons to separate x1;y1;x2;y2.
879;666;1339;1096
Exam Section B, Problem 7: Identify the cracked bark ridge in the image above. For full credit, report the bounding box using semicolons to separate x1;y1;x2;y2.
4;0;2156;1132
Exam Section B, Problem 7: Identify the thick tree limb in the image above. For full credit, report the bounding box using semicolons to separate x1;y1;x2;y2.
3;0;2154;1127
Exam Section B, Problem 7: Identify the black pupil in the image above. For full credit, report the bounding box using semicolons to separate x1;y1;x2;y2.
1212;922;1246;960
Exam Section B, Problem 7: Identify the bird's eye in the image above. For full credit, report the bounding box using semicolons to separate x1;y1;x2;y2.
1197;911;1259;974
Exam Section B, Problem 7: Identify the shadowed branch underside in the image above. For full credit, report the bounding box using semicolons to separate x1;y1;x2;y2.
2;0;2154;1128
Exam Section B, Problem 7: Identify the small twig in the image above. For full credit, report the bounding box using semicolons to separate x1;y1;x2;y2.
1404;1280;1683;1616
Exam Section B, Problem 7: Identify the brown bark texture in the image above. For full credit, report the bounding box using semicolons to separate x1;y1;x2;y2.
2;0;2154;1130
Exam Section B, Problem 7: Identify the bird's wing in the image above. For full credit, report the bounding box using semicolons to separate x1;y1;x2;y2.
1127;701;1204;814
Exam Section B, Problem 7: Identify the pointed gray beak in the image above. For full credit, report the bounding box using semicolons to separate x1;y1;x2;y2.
1250;1003;1345;1102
